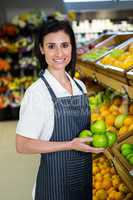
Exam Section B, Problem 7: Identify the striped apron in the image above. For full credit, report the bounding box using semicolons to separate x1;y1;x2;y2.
35;74;92;200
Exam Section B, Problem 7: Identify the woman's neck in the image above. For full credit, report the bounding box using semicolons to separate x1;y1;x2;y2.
47;68;69;84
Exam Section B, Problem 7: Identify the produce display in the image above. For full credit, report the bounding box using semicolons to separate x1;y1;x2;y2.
93;155;132;200
89;90;133;138
80;47;109;61
77;32;133;198
99;43;133;70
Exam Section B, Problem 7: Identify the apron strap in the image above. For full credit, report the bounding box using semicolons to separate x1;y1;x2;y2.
73;79;84;94
39;70;57;101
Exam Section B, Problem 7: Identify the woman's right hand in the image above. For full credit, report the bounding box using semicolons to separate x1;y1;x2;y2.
70;137;105;154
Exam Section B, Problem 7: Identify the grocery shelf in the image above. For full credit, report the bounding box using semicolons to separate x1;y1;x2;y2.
77;60;133;99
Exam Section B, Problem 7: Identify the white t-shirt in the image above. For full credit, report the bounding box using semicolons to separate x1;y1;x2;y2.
16;69;87;140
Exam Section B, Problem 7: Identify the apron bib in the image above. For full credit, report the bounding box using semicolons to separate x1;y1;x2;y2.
35;73;92;200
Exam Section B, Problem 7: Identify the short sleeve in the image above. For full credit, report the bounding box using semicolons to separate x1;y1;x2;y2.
16;88;46;139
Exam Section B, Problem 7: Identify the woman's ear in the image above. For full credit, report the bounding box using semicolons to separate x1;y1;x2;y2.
40;45;45;55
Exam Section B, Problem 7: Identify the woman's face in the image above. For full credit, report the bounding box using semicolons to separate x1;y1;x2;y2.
40;30;72;71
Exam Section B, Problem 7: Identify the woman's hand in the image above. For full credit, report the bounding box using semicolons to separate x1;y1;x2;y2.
70;137;105;154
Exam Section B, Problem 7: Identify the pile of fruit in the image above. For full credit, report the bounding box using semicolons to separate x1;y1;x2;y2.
90;91;133;138
93;155;132;200
80;47;109;61
100;43;133;70
120;143;133;166
89;89;113;111
79;120;117;148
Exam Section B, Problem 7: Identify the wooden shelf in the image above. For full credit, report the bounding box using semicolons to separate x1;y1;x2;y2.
77;60;133;99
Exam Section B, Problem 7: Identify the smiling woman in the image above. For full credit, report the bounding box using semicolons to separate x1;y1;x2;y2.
16;19;104;200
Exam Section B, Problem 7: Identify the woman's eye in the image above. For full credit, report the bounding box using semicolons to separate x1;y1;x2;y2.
48;44;55;49
62;43;69;48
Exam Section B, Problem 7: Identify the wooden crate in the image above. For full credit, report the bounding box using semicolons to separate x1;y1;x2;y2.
127;69;133;86
104;149;133;195
95;63;128;84
118;131;133;143
112;134;133;177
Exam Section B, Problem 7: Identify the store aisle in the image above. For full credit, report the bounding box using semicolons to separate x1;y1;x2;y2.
0;121;40;200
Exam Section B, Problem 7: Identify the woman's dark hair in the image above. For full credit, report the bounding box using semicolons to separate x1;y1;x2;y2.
35;19;76;78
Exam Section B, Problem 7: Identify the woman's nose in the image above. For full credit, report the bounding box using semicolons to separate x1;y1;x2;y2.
56;47;63;57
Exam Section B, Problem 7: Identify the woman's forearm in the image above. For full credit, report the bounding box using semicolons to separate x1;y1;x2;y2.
16;134;104;154
16;134;72;154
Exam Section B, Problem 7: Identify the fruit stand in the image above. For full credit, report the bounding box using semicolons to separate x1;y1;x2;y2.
76;33;133;199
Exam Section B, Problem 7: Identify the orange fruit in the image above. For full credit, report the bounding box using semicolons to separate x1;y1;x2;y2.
123;116;133;126
102;179;112;190
95;173;103;182
107;187;115;195
118;183;129;193
93;195;98;200
112;175;120;180
91;113;100;122
95;189;107;200
101;169;108;175
105;114;116;127
118;126;128;135
111;110;120;116
108;190;118;200
113;191;125;200
99;104;109;113
128;124;133;132
109;105;119;113
101;110;110;118
93;166;99;175
103;173;112;180
95;181;102;190
112;178;121;189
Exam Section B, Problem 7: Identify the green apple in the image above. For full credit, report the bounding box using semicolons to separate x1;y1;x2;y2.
91;120;106;135
115;114;127;129
79;130;93;145
128;156;133;165
121;143;133;151
121;148;133;157
92;134;108;148
105;131;117;147
126;153;133;160
79;130;93;137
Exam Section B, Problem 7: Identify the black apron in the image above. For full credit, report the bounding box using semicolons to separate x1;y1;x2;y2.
35;73;92;200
